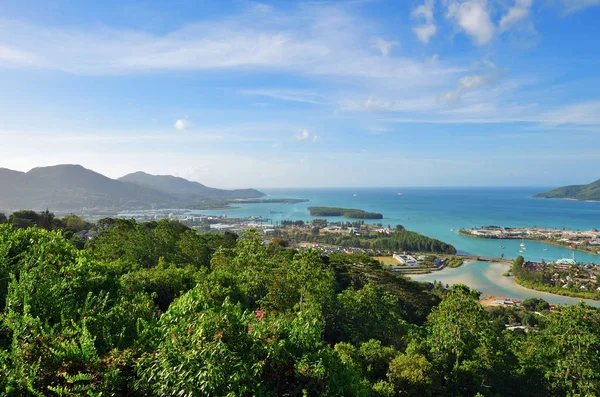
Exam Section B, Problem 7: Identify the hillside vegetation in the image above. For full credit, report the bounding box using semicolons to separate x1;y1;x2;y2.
288;226;457;254
534;179;600;201
1;211;599;396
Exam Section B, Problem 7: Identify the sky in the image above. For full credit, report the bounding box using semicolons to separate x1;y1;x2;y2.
1;0;600;188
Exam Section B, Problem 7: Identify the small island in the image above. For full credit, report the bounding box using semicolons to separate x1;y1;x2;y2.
534;179;600;201
308;206;383;219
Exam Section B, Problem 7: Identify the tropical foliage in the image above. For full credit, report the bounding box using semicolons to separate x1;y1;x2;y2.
0;214;598;396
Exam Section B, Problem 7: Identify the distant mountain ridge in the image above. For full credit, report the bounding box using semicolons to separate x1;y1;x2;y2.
118;171;263;199
0;164;264;212
534;179;600;201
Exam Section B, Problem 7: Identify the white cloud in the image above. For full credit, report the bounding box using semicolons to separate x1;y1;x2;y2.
344;95;437;112
540;100;600;125
412;0;437;44
240;89;328;105
500;0;533;31
367;126;390;134
413;25;438;44
372;37;399;56
0;5;457;84
559;0;600;14
174;119;188;130
296;128;310;140
0;44;37;66
445;0;495;45
440;66;502;103
312;135;320;142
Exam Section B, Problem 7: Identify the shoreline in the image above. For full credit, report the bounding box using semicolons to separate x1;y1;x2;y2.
533;197;600;203
459;230;600;257
512;276;599;301
408;259;600;307
400;255;509;275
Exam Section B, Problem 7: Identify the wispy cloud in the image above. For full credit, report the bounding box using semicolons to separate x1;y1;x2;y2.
500;0;534;31
412;0;437;44
343;95;437;112
558;0;600;14
439;62;502;103
240;89;328;105
372;37;399;56
381;99;600;126
0;5;454;83
0;44;37;66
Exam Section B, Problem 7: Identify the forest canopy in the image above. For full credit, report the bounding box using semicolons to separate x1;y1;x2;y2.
0;212;598;396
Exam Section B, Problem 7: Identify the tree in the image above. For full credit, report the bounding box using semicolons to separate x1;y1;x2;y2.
137;287;366;396
8;210;41;229
537;303;600;396
0;213;7;224
331;282;407;347
522;298;550;312
387;353;436;396
264;249;335;316
426;284;503;395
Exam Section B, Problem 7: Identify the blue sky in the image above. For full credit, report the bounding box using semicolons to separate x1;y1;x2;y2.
1;0;599;188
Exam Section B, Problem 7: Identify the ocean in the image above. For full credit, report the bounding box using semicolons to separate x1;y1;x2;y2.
193;187;600;305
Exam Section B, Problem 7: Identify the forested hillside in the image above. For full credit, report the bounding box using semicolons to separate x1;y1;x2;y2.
0;214;599;396
534;179;600;201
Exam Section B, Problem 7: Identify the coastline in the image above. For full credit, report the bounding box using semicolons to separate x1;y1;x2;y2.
409;259;600;307
512;276;599;301
459;229;600;257
533;196;600;203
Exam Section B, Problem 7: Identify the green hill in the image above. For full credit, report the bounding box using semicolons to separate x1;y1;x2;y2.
308;206;383;219
534;179;600;201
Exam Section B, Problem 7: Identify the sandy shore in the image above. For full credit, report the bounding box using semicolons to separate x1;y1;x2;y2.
410;260;600;307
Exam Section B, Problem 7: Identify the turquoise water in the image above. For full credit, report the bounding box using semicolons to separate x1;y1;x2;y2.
411;261;600;307
193;187;600;304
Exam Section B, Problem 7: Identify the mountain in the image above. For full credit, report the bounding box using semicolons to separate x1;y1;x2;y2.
0;165;176;211
118;171;263;199
0;165;264;212
534;179;600;201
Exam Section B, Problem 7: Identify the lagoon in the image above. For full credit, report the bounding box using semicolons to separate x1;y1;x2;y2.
411;260;600;307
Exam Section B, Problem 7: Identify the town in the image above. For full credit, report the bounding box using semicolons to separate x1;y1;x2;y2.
511;255;600;300
461;225;600;255
112;211;462;274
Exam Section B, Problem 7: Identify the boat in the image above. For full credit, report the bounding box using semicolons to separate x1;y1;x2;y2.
500;245;505;249
450;228;454;232
353;193;358;197
519;250;523;253
397;192;403;196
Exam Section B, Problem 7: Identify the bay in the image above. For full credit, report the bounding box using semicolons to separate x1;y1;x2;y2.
193;187;600;304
